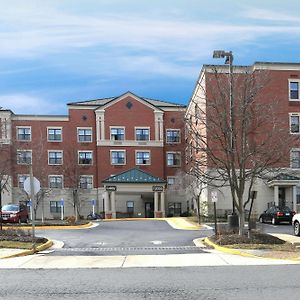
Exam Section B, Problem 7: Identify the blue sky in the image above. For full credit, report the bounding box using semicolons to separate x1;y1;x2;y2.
1;0;300;115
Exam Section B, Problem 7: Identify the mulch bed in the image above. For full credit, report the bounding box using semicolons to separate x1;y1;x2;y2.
210;231;285;246
0;229;47;244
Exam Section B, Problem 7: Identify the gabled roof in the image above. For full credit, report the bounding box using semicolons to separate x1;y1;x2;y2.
102;168;166;184
67;91;186;109
268;173;300;182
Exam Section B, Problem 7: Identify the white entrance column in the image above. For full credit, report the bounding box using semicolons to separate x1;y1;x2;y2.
293;186;297;212
274;186;279;206
111;191;116;218
160;191;165;217
104;191;110;218
154;191;159;217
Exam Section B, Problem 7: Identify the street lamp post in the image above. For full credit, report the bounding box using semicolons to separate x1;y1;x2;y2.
213;50;235;215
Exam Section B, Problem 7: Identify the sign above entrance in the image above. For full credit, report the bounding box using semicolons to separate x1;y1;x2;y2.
106;185;117;192
152;186;164;192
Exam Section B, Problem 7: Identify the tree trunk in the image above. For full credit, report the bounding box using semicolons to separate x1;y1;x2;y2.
239;209;245;235
197;194;201;224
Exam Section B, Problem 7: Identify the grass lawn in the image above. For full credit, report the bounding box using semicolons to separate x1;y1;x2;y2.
0;240;44;249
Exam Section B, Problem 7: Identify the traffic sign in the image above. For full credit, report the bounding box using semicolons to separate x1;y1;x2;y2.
24;177;41;195
211;191;218;203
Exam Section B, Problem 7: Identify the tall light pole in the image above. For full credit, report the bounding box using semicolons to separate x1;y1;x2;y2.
213;50;235;214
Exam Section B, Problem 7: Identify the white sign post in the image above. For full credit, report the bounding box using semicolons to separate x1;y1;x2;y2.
24;174;41;250
211;191;218;235
60;199;64;221
91;199;95;215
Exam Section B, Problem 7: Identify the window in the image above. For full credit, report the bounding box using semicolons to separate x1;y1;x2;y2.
166;129;181;143
48;151;63;165
78;151;93;165
136;151;150;165
290;114;300;133
127;201;134;215
78;128;92;142
18;175;29;189
49;175;63;189
79;176;93;189
291;149;300;168
297;187;300;204
168;202;182;217
17;150;32;164
135;128;150;141
50;201;62;213
110;127;125;141
48;128;62;142
167;152;181;167
111;150;126;165
289;81;300;100
167;177;177;185
17;127;31;141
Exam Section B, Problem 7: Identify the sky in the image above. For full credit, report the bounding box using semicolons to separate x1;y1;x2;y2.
1;0;300;115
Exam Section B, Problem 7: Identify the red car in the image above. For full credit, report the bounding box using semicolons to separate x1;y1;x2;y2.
1;204;29;223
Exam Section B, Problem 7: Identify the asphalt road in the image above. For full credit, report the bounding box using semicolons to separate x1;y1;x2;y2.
258;222;294;234
1;266;300;299
36;220;212;256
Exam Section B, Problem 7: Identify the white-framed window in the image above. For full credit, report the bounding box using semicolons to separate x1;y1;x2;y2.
17;126;31;141
167;176;177;185
110;127;125;141
290;114;300;134
111;150;126;165
48;151;63;165
78;151;93;165
136;151;150;165
50;201;62;213
135;127;150;141
79;175;93;189
49;175;63;189
291;149;300;168
47;127;62;142
77;127;92;142
17;150;32;164
166;129;181;143
167;152;181;167
18;174;29;189
297;187;300;204
289;79;300;101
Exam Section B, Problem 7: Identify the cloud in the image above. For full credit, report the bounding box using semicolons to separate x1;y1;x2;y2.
0;94;66;115
1;2;300;62
243;8;300;23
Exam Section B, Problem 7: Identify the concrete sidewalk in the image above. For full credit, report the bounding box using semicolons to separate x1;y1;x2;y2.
0;249;298;269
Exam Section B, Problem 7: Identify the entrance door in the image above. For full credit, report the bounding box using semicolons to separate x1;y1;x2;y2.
278;187;286;208
145;202;154;218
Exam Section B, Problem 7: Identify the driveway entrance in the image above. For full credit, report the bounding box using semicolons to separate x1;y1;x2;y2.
37;220;211;256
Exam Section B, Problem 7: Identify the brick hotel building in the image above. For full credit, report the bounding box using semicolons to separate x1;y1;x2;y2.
186;62;300;217
0;92;187;219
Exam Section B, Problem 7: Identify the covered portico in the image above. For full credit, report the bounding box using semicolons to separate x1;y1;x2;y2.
102;168;167;219
267;173;300;212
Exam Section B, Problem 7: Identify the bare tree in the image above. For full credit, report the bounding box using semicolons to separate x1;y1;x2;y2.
0;143;13;230
186;67;293;235
63;149;87;220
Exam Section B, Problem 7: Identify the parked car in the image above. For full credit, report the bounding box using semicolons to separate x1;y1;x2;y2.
0;203;29;223
259;206;295;225
292;213;300;236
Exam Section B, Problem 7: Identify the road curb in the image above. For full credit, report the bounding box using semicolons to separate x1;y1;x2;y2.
204;237;259;258
2;222;93;230
204;237;300;262
0;239;53;259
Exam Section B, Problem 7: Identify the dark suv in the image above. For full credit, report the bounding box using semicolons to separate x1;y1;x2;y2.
1;203;29;223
